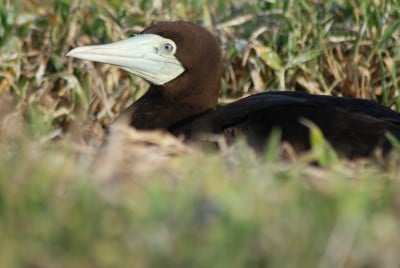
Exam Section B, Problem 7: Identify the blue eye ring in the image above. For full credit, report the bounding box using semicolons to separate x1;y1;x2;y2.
163;43;174;53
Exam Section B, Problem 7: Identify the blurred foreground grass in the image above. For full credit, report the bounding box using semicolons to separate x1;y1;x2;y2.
2;138;400;267
1;0;400;267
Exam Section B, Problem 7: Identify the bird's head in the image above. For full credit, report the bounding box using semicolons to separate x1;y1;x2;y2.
67;21;222;105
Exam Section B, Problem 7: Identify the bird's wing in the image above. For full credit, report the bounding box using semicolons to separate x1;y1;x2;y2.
173;92;400;157
266;91;400;124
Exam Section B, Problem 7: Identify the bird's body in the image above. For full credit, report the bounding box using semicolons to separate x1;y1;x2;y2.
67;21;400;158
171;91;400;157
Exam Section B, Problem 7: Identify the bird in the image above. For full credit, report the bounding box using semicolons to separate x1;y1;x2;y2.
67;21;400;158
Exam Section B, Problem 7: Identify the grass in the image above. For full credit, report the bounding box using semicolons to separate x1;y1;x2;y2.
1;0;400;267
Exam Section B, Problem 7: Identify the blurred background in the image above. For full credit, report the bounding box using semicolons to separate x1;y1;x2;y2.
2;0;400;135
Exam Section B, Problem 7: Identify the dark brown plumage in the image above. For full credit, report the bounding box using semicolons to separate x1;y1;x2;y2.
67;21;400;158
122;22;222;130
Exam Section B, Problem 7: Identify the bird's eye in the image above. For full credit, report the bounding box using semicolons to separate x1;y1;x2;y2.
163;43;174;53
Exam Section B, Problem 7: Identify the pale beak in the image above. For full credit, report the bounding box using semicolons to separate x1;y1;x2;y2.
67;34;185;85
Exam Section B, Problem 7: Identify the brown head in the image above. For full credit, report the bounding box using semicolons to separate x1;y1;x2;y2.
67;21;222;129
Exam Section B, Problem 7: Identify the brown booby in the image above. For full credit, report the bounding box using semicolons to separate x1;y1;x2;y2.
67;21;400;158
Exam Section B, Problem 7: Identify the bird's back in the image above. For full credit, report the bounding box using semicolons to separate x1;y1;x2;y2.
172;91;400;157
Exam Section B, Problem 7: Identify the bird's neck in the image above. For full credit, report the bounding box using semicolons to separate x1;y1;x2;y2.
115;85;217;130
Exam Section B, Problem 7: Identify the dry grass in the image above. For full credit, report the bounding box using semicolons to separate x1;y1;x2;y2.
2;0;400;134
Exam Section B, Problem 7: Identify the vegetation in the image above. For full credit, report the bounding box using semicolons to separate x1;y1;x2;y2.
1;0;400;267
